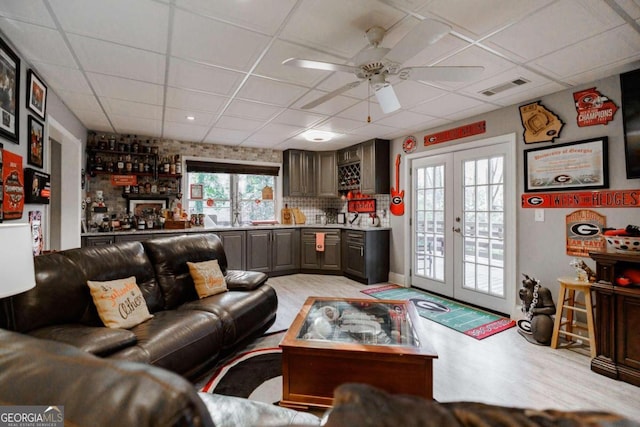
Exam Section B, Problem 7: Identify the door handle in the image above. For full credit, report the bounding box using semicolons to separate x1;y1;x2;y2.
452;227;461;233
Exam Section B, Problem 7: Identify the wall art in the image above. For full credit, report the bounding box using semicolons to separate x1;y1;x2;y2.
26;69;47;121
519;101;563;144
0;36;20;143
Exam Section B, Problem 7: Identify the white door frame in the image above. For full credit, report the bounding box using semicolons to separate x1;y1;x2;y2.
402;133;517;315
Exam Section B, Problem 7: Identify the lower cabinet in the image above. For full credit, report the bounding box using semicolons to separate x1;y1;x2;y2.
246;228;300;275
342;229;389;284
217;230;246;270
301;229;341;272
82;235;116;246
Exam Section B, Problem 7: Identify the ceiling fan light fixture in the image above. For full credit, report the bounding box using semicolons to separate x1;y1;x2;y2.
374;83;401;114
301;130;339;142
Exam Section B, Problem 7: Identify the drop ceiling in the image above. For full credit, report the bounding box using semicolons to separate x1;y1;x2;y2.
1;0;639;151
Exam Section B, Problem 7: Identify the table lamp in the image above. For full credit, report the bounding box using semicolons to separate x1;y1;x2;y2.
0;223;37;330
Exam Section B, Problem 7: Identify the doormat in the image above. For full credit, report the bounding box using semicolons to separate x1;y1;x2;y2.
361;284;515;340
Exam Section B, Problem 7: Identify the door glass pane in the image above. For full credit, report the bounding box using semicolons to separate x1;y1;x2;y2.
414;164;445;281
461;156;505;297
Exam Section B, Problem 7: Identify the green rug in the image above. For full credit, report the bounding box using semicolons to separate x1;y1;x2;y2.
361;284;515;340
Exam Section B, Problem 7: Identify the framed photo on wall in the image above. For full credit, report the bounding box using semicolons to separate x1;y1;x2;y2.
524;137;609;192
0;35;20;143
190;183;203;200
26;69;47;121
28;116;44;168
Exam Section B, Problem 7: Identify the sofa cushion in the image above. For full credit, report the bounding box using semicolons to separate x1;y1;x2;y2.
127;309;225;378
143;234;229;309
63;241;164;316
188;259;228;298
0;329;215;427
10;252;89;332
28;324;137;356
87;276;154;329
224;269;268;291
179;284;277;349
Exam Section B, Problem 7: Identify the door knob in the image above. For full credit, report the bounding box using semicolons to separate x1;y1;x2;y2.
452;227;461;233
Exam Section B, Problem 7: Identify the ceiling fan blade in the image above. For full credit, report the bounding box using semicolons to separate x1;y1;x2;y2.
282;57;359;74
374;83;401;114
385;18;451;64
301;81;363;110
399;66;485;82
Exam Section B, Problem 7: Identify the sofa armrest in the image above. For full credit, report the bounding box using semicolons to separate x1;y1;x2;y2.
28;324;137;356
225;270;268;291
0;329;214;427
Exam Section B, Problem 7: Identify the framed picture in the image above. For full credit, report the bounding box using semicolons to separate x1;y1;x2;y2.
26;69;47;121
28;116;44;168
127;198;168;216
0;35;20;143
524;137;609;193
190;183;203;200
24;168;50;204
621;69;640;178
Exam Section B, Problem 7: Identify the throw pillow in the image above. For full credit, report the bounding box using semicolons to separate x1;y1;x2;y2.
187;259;228;299
87;276;153;329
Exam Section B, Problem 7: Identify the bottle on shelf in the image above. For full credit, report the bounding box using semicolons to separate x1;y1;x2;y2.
175;154;182;175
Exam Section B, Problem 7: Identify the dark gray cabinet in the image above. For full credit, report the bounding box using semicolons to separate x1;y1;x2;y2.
246;228;300;275
342;229;389;284
217;230;246;270
283;149;315;197
337;146;361;165
316;151;338;198
82;235;115;246
301;229;341;272
360;139;390;195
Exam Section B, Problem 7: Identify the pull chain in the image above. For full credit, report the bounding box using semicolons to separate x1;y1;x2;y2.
367;83;371;123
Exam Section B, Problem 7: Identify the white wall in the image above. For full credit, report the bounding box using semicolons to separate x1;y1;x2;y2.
388;74;639;303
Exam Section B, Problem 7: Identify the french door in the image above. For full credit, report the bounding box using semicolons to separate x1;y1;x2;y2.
410;137;515;314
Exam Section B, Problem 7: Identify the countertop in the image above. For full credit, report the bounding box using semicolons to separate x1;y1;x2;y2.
82;223;391;237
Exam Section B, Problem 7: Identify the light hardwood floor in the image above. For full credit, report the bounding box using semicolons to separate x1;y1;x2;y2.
266;274;640;422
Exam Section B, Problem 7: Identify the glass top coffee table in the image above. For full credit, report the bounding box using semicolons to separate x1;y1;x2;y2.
279;297;438;410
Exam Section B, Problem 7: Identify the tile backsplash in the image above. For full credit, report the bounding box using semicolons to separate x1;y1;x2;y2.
284;195;391;227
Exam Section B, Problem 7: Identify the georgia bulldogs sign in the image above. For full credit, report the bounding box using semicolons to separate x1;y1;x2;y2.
566;209;606;256
522;189;640;208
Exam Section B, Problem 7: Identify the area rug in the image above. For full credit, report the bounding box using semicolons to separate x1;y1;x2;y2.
199;332;285;405
361;284;515;340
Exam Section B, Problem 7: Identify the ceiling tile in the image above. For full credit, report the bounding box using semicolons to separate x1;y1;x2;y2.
176;0;297;35
443;103;498;121
101;97;162;120
164;107;214;125
0;18;76;67
317;74;368;99
163;122;209;141
165;87;228;114
30;62;92;94
336;100;386;123
225;100;284;121
376;110;434;128
245;122;303;144
168;58;244;96
237;76;308;106
56;90;103;113
204;127;252;145
172;9;271;71
279;0;406;58
348;122;396;138
49;0;169;52
402;34;471;68
271;109;326;127
392;80;448;108
614;0;640;19
422;0;555;38
411;93;485;117
74;109;113;132
532;25;640;80
87;73;164;105
293;90;360;115
484;0;625;61
491;82;566;108
458;66;556;102
0;1;56;27
68;34;165;84
110;115;162;137
315;116;369;133
216;115;264;132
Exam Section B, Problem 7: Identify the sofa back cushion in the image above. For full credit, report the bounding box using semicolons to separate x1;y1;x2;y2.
9;253;89;333
143;234;228;309
64;241;164;316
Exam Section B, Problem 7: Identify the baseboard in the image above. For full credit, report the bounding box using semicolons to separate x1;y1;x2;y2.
388;271;405;287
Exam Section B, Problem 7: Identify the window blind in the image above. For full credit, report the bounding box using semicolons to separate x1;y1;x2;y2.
186;160;279;176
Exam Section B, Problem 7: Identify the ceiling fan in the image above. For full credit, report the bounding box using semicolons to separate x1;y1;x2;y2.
283;18;484;114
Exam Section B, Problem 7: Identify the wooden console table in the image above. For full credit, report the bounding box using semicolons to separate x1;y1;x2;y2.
589;252;640;386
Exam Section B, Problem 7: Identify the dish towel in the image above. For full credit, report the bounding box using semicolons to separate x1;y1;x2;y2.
316;232;325;252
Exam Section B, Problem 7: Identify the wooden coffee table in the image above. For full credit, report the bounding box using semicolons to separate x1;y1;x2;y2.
279;296;437;410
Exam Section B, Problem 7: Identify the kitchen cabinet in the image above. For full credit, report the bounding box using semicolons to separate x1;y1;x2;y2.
337;146;361;165
283;149;315;197
589;252;640;386
246;228;300;275
316;151;338;198
359;139;390;195
301;229;341;272
342;229;390;284
114;233;158;243
82;235;116;247
217;230;246;270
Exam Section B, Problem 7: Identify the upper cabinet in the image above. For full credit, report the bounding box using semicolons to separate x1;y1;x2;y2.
316;151;338;198
359;139;390;195
283;149;316;197
337;145;361;165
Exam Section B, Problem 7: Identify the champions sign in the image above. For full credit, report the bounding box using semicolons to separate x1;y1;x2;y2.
573;87;618;127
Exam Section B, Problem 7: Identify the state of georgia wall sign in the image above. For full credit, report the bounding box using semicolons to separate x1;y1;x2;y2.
403;135;417;153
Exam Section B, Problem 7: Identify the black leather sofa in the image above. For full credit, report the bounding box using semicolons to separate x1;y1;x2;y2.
1;233;277;379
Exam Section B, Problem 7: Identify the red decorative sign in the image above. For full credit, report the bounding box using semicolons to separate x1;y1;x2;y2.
348;198;376;213
522;189;640;208
573;87;618;127
565;209;606;256
2;149;24;220
110;175;137;186
424;121;486;146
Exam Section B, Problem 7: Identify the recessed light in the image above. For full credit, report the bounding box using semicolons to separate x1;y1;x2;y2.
301;130;339;142
186;115;195;121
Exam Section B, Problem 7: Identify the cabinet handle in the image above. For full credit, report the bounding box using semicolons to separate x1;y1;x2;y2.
360;247;363;257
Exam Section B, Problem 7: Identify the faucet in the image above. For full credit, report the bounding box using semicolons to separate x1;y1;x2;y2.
348;212;359;226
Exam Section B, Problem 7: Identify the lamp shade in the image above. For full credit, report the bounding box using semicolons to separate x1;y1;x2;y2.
374;83;401;114
0;224;36;298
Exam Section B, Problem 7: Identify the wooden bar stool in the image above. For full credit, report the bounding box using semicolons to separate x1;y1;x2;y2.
551;276;596;358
